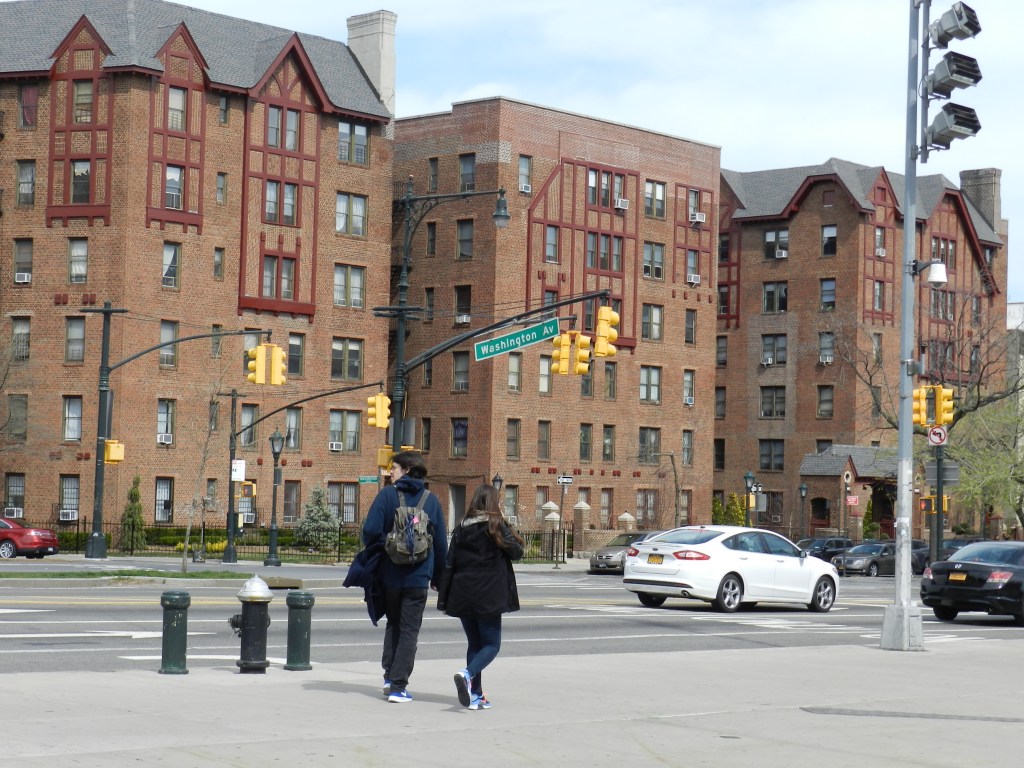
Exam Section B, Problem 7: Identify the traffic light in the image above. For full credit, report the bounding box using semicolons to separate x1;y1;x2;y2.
367;393;391;430
594;306;619;358
376;446;394;469
246;344;266;384
551;332;571;375
911;387;929;426
936;386;955;425
103;439;125;464
923;3;983;152
269;343;287;386
238;481;256;499
573;334;592;375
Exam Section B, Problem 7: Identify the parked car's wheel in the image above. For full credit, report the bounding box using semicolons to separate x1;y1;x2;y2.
868;562;880;577
0;540;17;559
637;593;666;608
807;577;836;613
933;605;959;622
712;573;743;613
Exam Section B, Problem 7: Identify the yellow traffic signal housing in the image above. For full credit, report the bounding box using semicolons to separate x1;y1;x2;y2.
246;344;267;385
936;386;955;425
368;393;392;429
551;332;571;375
911;387;927;425
376;445;394;469
239;481;256;499
269;343;287;386
574;333;592;375
920;495;951;513
103;439;125;464
595;306;619;357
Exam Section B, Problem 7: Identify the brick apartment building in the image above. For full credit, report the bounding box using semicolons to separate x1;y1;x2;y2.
716;158;1007;540
392;98;720;532
0;1;397;531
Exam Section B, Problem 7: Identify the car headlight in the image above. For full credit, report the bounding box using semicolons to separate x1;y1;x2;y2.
851;559;866;567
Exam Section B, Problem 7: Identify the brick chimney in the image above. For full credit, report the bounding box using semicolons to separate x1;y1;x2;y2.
959;168;1006;239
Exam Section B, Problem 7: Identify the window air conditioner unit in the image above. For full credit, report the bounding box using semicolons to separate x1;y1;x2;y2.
157;433;174;445
771;515;782;524
761;356;774;366
686;273;701;286
689;212;706;225
519;183;532;194
243;512;256;525
328;441;343;452
59;509;79;522
875;247;887;258
683;396;695;407
819;354;834;365
14;273;32;284
775;249;788;259
455;314;471;325
614;198;629;211
4;507;24;519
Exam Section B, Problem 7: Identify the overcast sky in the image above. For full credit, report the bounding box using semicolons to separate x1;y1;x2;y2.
163;1;1023;302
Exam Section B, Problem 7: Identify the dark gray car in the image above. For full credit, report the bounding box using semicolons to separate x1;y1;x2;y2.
589;531;664;573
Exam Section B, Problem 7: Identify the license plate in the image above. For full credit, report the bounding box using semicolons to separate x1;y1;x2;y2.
647;554;663;565
949;572;966;581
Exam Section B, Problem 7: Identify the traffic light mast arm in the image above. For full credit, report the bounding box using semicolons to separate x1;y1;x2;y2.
228;380;385;440
402;289;610;372
109;329;273;372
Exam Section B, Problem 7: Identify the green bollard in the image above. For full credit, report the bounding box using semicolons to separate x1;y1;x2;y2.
159;590;191;675
284;590;315;671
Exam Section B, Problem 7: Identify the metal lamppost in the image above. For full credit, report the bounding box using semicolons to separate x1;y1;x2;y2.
799;482;808;540
381;176;509;453
491;473;504;491
744;471;755;527
264;428;284;567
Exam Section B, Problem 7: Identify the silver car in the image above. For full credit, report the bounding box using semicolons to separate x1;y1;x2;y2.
589;531;664;574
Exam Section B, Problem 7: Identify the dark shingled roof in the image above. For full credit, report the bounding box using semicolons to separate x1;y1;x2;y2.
0;0;391;120
722;157;1001;245
799;444;898;481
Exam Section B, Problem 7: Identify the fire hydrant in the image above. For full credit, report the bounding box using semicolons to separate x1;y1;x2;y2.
233;574;273;674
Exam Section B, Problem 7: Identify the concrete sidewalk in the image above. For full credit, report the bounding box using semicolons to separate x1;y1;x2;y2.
5;636;1021;767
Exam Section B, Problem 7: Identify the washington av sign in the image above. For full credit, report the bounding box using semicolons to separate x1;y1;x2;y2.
473;318;560;361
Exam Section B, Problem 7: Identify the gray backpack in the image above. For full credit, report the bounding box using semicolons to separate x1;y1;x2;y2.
384;491;433;565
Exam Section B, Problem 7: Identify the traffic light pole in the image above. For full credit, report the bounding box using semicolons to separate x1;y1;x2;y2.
933;444;945;563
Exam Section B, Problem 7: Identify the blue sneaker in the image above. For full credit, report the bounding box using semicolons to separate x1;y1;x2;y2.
454;669;472;707
388;689;413;703
382;680;392;698
469;694;491;710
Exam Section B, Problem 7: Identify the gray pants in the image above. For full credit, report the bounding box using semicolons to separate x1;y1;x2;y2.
382;587;428;691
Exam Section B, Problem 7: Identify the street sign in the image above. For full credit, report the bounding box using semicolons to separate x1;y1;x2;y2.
924;462;960;486
556;475;574;486
473;319;560;361
358;475;379;484
231;459;246;482
846;495;859;506
927;426;948;446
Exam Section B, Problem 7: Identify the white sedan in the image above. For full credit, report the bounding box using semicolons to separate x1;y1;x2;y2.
623;525;839;613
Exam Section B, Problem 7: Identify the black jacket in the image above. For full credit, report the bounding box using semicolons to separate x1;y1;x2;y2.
443;515;522;618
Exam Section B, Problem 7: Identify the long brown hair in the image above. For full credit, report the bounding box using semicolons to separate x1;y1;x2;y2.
468;484;524;550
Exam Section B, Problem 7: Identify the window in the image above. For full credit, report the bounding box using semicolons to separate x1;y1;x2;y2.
612;237;623;271
73;80;93;123
716;336;728;366
873;280;885;312
155;478;174;523
240;404;258;447
71;160;91;204
644;181;666;218
643;242;664;279
762;334;787;365
339;120;369;164
504;486;519;521
284;407;302;449
426;222;437;256
871;333;883;364
537;421;551;461
599;489;612;527
459;154;476;192
216;173;227;204
69;239;88;283
519;155;532;189
211;325;223;358
288;334;304;377
640;366;661;403
329;482;359;524
455;285;472;321
157;399;175;440
283;183;297;225
335;193;367;235
587;169;598;205
759;439;785;471
60;476;80;517
331;338;363;380
159;321;178;367
764;229;789;259
457;220;474;260
685;309;697;345
683;370;695;402
506;419;521;459
539;356;552;394
219;95;229;123
17;161;35;205
580;423;593;461
719;234;730;263
820;278;836;311
686;249;699;278
451;418;468;457
213;248;224;279
423;359;433;386
817;386;834;418
581;368;593;398
284;109;299;151
281;481;301;523
282;258;296;300
421;417;432;452
602;425;615;461
718;286;730;316
545;226;559;263
762;282;788;313
508;353;522;392
586;233;596;267
681;430;694;466
971;295;982;325
165;165;183;210
713;439;725;471
453;352;470;391
63;396;83;441
687;189;700;219
5;474;26;509
639;427;661;464
819;332;835;357
424;287;435;321
822;225;837;257
18;84;38;127
641;305;663;341
167;87;186;131
11;318;30;362
604;362;617;400
970;345;981;374
329;410;361;452
267;106;282;147
162;242;180;289
427;157;438;192
333;265;365;308
7;395;27;441
760;387;786;418
875;226;886;254
65;317;85;362
715;387;726;419
543;290;558;320
208;400;219;432
265;180;279;222
14;240;33;279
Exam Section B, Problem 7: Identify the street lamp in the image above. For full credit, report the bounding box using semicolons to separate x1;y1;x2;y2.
744;471;755;527
381;176;509;453
264;428;284;567
491;473;504;492
799;482;808;539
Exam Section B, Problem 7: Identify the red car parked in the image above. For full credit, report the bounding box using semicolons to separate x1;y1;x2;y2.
0;519;60;559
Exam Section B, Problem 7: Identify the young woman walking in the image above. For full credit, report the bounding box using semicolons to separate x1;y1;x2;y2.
442;484;524;710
